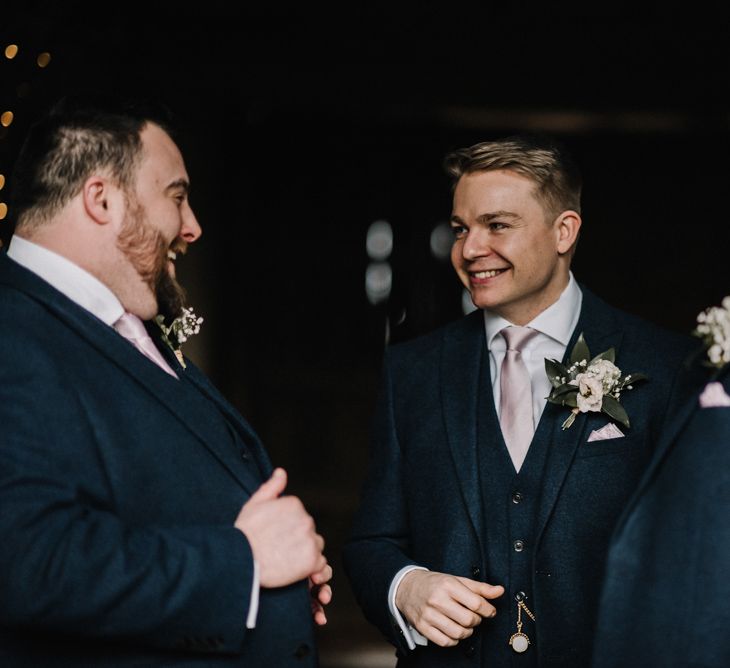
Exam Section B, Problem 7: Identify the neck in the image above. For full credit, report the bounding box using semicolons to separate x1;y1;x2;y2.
495;271;570;326
17;213;154;318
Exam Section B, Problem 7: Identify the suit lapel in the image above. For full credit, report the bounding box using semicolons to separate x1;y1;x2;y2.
0;255;261;494
149;322;272;475
440;311;487;552
613;363;725;536
639;355;722;490
534;289;623;544
178;361;273;478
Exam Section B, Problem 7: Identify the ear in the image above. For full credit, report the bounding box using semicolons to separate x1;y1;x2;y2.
555;211;582;255
81;176;120;225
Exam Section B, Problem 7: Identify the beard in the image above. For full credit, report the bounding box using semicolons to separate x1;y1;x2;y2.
116;198;187;322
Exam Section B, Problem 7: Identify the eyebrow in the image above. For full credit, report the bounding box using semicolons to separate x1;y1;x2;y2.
450;211;520;224
165;178;190;194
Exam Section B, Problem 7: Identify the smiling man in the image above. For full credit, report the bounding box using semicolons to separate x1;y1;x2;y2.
344;136;695;667
0;95;330;666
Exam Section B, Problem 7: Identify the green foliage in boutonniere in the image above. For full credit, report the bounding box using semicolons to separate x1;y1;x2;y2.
545;333;648;430
693;296;730;369
154;306;204;369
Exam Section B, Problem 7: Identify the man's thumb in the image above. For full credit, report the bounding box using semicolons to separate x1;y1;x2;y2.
249;468;287;502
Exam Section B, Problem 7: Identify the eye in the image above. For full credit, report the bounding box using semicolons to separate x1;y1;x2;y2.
450;223;467;238
489;222;508;231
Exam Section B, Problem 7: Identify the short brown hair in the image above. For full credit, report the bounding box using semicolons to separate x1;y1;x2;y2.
444;135;582;218
11;93;173;233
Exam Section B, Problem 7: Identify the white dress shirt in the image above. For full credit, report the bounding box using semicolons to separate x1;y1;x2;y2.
7;235;125;326
6;235;261;629
389;273;583;649
484;273;582;426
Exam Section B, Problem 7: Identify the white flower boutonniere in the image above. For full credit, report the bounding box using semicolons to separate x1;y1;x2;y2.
154;307;204;369
545;333;648;430
693;296;730;369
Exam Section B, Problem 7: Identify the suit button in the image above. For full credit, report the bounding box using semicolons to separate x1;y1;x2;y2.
294;643;310;659
512;491;523;504
463;643;475;657
471;565;481;578
513;539;525;552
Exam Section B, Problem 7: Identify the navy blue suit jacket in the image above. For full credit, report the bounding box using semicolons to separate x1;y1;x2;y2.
344;287;694;667
0;253;317;666
593;362;728;668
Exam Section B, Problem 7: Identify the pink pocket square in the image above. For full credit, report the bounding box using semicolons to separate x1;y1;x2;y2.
699;382;730;408
587;423;625;442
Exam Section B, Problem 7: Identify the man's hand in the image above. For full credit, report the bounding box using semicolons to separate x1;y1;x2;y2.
309;561;333;626
235;468;326;588
396;570;504;647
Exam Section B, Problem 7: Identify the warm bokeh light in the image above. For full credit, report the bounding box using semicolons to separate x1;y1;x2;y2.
0;174;5;190
4;44;18;59
37;52;51;68
1;111;14;127
0;203;8;220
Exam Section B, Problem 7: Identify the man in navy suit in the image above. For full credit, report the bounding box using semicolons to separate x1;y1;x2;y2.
344;136;694;667
0;95;331;665
593;306;729;668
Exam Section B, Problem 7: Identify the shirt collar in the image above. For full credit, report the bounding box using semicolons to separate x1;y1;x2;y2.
484;272;583;348
7;235;125;326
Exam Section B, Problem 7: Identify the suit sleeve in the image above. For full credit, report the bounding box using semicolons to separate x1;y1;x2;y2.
0;342;253;654
343;352;423;651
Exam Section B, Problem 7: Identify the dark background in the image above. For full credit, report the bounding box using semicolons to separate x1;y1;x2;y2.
2;4;729;664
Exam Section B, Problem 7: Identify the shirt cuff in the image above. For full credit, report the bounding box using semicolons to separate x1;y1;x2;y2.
388;565;429;650
245;559;260;629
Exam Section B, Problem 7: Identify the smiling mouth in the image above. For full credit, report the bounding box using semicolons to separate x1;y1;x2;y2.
471;268;509;279
165;246;185;279
166;242;188;266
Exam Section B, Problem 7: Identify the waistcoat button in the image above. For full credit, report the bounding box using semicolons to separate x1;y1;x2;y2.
294;643;310;658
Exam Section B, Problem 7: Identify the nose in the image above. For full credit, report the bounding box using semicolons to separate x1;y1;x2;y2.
461;227;490;261
180;203;202;243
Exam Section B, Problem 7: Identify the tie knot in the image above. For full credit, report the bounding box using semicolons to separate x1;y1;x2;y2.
113;312;149;342
501;326;536;352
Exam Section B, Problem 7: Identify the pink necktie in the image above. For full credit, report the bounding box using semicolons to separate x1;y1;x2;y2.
500;326;537;472
113;312;178;378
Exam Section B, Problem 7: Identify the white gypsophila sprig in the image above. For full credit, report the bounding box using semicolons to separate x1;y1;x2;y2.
694;296;730;368
172;307;204;344
154;306;204;370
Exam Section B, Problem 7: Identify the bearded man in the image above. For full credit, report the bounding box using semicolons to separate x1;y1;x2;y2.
0;94;330;666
